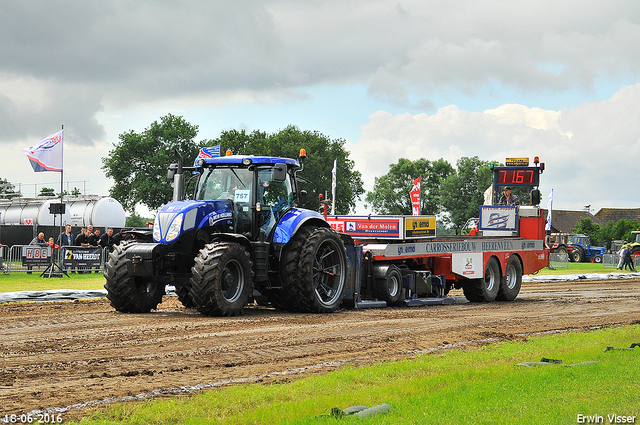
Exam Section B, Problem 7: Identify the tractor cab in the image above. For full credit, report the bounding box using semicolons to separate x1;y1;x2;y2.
193;156;298;241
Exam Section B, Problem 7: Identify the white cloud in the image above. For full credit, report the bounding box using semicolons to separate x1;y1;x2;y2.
348;84;640;212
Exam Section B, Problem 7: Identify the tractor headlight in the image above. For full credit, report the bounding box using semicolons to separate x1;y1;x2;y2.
153;219;161;241
165;214;183;242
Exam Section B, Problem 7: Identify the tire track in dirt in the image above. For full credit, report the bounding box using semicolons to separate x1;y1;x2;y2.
1;279;639;417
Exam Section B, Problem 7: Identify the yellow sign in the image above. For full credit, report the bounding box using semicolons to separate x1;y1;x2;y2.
505;157;529;166
405;217;436;238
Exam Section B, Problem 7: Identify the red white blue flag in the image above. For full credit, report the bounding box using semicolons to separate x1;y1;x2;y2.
22;130;63;172
193;145;220;166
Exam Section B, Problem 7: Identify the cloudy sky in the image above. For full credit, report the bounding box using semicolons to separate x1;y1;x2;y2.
1;0;639;218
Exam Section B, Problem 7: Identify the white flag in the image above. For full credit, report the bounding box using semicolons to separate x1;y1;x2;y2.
22;130;63;172
483;184;493;205
545;189;553;231
331;159;337;215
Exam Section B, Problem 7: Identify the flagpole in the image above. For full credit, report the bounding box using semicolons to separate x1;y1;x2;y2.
60;125;64;203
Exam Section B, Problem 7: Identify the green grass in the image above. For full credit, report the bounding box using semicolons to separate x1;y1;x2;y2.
70;324;640;424
532;261;629;276
0;272;106;293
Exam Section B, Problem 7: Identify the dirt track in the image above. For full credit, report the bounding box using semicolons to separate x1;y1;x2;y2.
1;278;639;418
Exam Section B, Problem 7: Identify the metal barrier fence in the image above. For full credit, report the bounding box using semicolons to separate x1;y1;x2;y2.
549;252;569;268
603;254;619;268
4;245;110;274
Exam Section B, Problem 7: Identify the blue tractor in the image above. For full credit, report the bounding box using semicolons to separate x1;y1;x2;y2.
568;234;606;263
104;149;348;316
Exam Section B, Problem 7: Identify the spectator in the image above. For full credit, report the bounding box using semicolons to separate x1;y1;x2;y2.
100;228;115;251
112;228;126;247
27;232;47;274
75;227;89;247
623;245;636;271
57;224;74;247
86;225;98;247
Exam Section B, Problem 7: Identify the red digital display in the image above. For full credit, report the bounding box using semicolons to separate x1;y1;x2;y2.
494;167;538;186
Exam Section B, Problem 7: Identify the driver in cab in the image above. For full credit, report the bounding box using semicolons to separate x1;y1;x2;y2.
498;186;520;206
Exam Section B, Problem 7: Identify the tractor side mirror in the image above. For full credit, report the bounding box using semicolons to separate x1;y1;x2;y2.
167;163;178;181
273;163;287;181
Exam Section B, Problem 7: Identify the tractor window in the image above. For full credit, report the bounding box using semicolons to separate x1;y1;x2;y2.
257;168;293;236
196;167;253;201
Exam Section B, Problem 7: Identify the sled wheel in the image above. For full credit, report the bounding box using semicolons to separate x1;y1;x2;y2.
497;256;522;301
463;257;501;302
373;265;403;305
189;242;253;316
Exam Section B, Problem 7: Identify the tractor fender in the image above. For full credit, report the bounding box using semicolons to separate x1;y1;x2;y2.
272;208;329;244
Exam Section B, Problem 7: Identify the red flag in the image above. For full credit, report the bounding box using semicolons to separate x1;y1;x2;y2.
410;176;421;216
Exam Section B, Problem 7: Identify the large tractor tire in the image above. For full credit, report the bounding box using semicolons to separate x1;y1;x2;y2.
571;246;585;263
463;257;501;302
497;255;522;301
104;242;165;313
279;226;347;313
189;242;253;316
373;264;403;305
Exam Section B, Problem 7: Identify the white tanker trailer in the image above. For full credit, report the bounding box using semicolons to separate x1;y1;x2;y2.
0;195;126;229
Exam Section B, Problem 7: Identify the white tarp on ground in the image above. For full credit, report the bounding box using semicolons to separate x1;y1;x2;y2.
0;286;178;304
523;272;640;282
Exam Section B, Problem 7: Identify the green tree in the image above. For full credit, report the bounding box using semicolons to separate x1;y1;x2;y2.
598;218;640;248
38;187;55;197
207;126;364;214
572;217;602;245
125;211;150;228
102;114;201;213
0;178;21;199
440;157;497;234
365;158;453;215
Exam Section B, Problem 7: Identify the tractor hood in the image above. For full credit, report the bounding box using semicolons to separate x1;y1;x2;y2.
153;200;233;243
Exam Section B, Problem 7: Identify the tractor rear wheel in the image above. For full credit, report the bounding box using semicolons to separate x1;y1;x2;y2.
280;226;347;313
104;242;165;313
189;242;253;316
463;257;501;302
571;246;585;263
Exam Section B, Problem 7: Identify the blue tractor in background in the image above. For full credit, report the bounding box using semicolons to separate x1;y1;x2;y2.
104;149;349;316
568;234;605;263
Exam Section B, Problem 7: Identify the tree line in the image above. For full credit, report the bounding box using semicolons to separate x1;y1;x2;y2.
98;114;531;234
0;114;531;234
572;217;640;249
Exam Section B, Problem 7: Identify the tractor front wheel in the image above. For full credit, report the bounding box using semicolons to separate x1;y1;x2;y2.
104;242;165;313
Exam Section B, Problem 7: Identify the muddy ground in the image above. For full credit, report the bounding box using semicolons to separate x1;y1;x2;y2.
1;278;639;419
